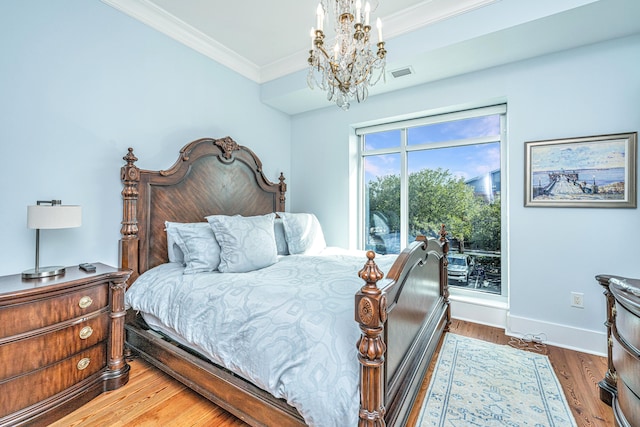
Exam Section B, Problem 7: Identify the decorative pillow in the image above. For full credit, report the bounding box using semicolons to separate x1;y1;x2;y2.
206;213;278;273
165;221;221;274
274;218;289;255
165;221;185;264
278;212;327;255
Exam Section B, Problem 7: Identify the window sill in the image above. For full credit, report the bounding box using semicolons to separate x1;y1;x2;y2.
449;289;508;309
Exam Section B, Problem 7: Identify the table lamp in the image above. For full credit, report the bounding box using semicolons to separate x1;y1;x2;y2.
22;200;82;279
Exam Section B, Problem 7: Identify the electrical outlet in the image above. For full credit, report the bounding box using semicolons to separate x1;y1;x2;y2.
571;292;584;308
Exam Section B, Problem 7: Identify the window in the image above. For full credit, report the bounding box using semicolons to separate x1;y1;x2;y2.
358;105;506;296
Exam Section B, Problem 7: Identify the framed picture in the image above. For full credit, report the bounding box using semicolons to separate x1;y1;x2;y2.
525;132;637;208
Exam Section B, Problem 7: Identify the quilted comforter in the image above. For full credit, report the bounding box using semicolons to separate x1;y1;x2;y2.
125;248;396;427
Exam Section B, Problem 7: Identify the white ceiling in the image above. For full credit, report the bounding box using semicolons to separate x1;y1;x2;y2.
147;0;434;69
101;0;502;82
101;0;640;114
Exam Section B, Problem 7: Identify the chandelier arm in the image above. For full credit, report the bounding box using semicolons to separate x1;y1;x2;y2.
313;42;350;92
330;62;349;92
315;45;332;62
350;47;386;88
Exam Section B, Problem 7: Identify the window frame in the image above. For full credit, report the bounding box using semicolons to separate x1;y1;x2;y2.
357;105;508;300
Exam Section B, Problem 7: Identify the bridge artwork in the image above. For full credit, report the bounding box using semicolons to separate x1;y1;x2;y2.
532;170;615;199
525;132;636;208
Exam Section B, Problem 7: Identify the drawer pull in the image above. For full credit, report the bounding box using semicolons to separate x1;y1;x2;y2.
77;358;91;371
79;326;94;340
78;296;93;309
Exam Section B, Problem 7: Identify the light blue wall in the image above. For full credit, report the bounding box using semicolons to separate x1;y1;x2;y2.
1;0;637;352
0;1;290;276
290;34;640;347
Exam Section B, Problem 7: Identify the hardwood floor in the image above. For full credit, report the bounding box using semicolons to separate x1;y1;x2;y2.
48;358;246;427
51;319;615;426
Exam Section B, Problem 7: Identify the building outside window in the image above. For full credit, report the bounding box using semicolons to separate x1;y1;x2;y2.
358;105;506;296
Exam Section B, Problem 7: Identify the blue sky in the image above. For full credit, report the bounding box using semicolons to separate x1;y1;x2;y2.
530;139;627;172
364;115;501;182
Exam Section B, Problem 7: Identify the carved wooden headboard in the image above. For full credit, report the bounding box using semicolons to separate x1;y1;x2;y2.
120;137;286;283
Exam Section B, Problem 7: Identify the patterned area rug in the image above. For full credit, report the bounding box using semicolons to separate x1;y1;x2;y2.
417;333;577;427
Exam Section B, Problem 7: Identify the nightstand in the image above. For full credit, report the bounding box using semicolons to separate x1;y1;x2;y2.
0;263;131;426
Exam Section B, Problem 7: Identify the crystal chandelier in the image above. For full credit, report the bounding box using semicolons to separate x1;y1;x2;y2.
307;0;387;110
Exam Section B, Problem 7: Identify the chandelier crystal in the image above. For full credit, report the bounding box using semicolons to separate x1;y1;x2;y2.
307;0;387;110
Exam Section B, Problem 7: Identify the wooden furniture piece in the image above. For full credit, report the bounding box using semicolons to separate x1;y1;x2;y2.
596;274;640;427
0;263;131;427
120;137;450;426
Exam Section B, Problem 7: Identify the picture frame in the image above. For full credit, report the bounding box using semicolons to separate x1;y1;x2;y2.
525;132;637;208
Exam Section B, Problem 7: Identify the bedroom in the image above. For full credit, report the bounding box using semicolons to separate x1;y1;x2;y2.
0;0;638;425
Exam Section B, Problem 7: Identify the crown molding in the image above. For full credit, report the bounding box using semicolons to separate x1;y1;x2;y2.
101;0;261;82
101;0;499;84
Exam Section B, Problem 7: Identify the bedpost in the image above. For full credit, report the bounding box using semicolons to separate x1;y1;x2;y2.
120;147;140;284
278;173;287;209
439;224;451;331
356;251;387;427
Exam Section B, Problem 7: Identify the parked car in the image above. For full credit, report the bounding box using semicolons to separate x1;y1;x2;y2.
447;253;474;283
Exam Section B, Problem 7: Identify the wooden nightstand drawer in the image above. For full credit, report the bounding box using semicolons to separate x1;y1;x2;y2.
617;380;640;427
612;329;640;401
0;283;108;339
614;297;640;351
0;343;106;418
0;312;109;381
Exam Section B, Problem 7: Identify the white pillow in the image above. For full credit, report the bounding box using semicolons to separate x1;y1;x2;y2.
165;221;221;274
206;213;278;273
278;212;326;255
274;218;289;255
165;221;185;263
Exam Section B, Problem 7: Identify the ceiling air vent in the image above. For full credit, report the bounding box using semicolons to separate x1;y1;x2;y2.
390;67;414;79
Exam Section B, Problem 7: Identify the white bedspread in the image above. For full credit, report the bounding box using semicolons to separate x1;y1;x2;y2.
125;248;396;427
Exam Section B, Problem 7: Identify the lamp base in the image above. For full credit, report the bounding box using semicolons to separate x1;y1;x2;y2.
22;266;66;279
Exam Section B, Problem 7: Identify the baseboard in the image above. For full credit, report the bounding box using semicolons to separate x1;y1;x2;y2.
449;296;607;356
506;314;607;356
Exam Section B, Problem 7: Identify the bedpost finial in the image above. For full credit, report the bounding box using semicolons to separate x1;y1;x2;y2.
278;172;287;207
439;224;449;253
124;147;138;165
359;251;384;286
439;224;447;242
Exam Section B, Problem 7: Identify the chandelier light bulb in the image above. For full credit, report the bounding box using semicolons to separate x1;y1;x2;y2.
316;3;324;32
365;2;371;26
376;17;383;43
356;0;362;24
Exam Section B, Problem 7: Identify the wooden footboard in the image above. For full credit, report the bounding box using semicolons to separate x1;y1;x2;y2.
120;139;449;426
356;229;450;427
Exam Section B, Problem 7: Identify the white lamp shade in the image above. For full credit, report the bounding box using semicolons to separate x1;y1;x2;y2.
27;205;82;229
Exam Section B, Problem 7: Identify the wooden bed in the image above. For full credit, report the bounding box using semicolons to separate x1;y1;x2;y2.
120;136;450;426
